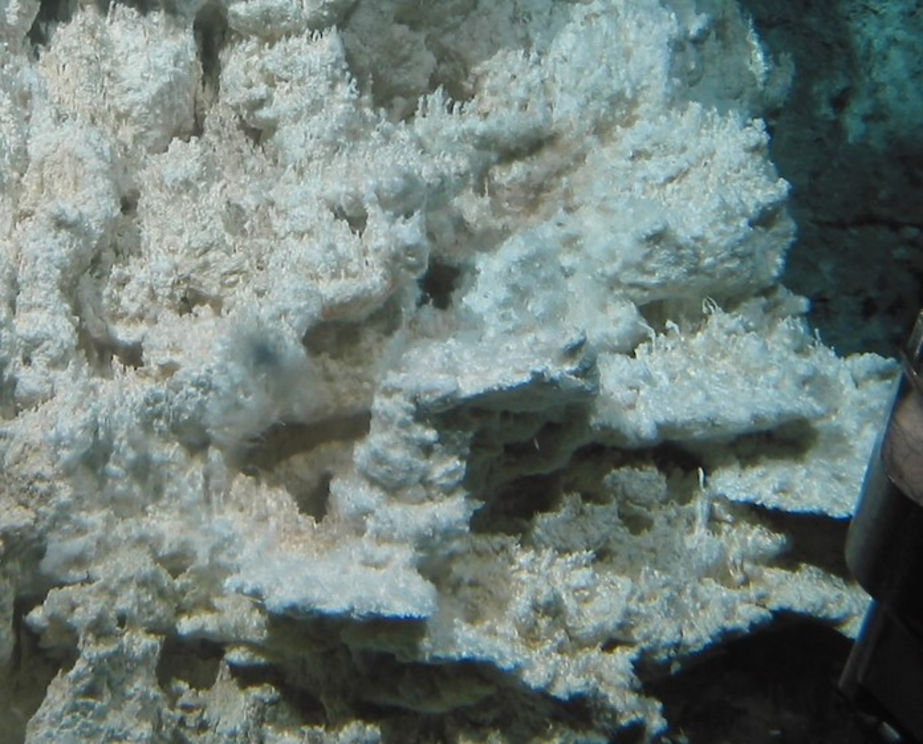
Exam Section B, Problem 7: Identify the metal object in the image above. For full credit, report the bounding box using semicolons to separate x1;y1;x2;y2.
841;310;923;743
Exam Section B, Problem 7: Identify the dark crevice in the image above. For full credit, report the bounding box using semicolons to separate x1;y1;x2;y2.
77;317;145;375
86;334;144;372
468;429;713;535
645;616;852;744
302;470;333;521
114;339;144;368
304;318;366;354
650;440;706;476
752;506;852;580
27;0;163;50
331;205;368;237
416;260;461;310
227;661;329;725
176;286;223;316
470;471;562;534
303;300;405;356
193;1;229;136
156;636;225;693
27;0;76;49
239;120;264;146
739;418;820;459
221;613;612;742
555;443;636;504
366;661;600;743
0;596;75;744
239;412;371;473
195;2;227;92
236;412;370;520
634;298;705;339
688;418;820;470
119;191;139;216
458;404;592;534
156;545;196;580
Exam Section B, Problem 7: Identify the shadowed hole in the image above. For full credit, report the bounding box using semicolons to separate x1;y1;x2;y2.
645;616;852;744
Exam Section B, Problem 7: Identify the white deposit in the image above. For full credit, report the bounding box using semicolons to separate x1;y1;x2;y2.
0;0;896;741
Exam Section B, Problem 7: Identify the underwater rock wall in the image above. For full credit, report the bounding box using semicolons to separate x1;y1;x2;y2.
743;0;923;356
0;0;897;741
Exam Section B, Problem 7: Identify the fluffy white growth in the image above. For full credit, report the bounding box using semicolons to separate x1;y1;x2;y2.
39;5;199;158
0;0;38;42
204;315;319;447
0;0;889;742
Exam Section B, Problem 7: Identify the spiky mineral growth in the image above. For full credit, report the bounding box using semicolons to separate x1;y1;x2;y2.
0;0;892;742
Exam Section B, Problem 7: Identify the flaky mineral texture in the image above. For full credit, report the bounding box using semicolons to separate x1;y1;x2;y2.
0;0;895;742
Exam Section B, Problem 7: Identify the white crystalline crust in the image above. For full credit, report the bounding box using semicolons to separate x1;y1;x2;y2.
0;0;892;742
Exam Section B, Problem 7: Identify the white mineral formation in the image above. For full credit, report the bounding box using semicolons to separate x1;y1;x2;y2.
0;0;895;741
